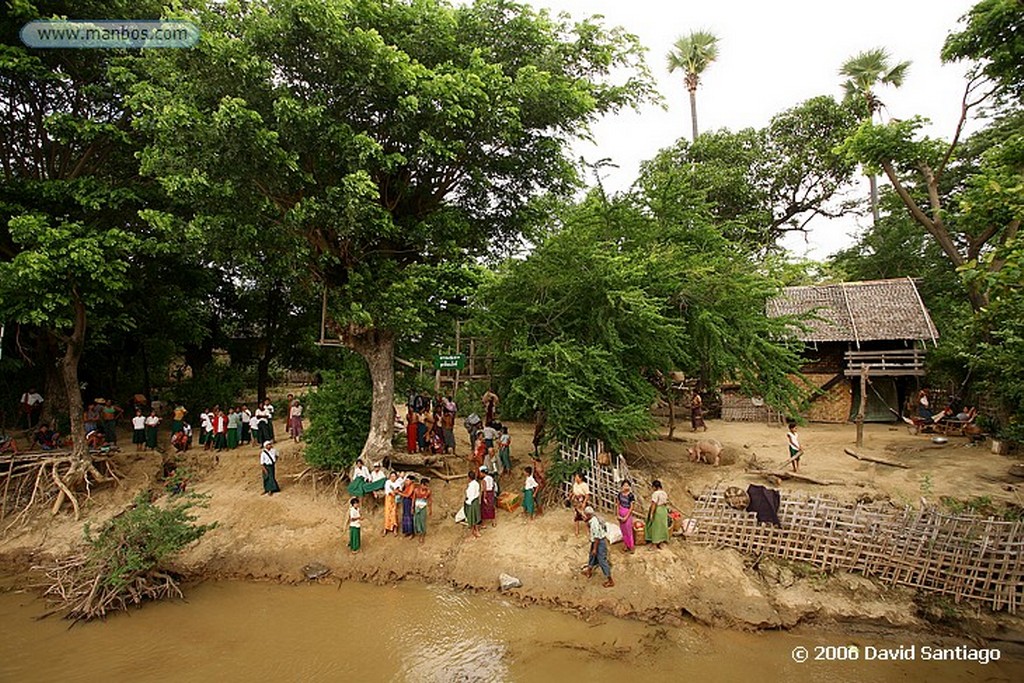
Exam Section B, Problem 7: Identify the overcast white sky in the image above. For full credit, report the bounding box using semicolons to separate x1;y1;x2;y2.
525;0;979;260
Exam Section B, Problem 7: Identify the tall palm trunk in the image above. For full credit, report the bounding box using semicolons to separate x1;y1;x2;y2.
686;73;700;142
688;88;699;142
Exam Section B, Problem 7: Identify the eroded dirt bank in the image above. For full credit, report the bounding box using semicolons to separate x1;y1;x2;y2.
2;419;1023;652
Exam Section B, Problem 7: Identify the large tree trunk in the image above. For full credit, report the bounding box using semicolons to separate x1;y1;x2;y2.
348;327;395;463
61;295;89;464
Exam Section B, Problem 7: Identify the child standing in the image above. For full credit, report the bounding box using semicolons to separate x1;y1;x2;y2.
348;497;362;552
523;466;539;520
498;426;512;476
786;422;803;472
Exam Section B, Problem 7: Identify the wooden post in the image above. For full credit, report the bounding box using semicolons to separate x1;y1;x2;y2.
855;366;868;447
469;339;476;377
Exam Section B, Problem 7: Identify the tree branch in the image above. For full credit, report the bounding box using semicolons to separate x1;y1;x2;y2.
881;160;965;268
936;75;992;182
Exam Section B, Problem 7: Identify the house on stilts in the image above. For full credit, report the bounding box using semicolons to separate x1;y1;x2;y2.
758;277;940;423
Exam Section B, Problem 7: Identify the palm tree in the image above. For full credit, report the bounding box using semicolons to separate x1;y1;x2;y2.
839;48;911;225
667;30;720;142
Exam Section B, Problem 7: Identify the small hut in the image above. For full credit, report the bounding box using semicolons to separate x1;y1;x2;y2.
766;277;939;423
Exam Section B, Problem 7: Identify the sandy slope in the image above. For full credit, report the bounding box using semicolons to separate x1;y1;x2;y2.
2;417;1023;644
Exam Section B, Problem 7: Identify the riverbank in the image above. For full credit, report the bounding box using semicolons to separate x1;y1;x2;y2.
2;419;1023;654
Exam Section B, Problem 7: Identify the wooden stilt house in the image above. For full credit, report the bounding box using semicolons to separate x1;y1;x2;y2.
766;278;940;423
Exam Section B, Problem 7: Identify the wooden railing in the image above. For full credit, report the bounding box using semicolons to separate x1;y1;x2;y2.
844;348;925;376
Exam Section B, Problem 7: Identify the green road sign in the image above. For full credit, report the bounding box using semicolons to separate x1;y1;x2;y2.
434;354;466;370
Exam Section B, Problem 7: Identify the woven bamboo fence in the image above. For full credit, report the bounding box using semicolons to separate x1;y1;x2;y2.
689;490;1024;613
558;441;634;513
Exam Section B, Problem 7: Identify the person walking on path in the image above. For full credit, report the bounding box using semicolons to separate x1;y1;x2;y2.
260;440;280;495
582;506;615;588
348;497;362;552
645;480;670;549
786;422;803;473
464;471;482;538
287;399;303;442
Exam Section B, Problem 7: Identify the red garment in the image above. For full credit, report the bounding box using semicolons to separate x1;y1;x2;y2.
481;489;496;521
214;413;227;434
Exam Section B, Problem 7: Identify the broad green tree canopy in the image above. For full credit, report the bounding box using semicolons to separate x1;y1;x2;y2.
135;0;655;459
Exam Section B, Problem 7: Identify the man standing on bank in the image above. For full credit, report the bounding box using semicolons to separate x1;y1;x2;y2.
582;506;614;588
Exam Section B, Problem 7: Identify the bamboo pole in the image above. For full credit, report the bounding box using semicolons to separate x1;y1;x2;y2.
855;366;868;447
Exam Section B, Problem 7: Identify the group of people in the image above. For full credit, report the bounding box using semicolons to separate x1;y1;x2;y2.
192;396;304;453
344;458;434;551
405;393;458;455
570;474;675;588
460;460;543;538
130;407;163;451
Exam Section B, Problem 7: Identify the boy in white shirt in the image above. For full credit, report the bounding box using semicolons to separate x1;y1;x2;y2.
348;497;362;552
786;422;803;472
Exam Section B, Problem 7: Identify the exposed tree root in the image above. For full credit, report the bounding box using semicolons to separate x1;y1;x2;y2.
1;454;118;531
34;554;184;623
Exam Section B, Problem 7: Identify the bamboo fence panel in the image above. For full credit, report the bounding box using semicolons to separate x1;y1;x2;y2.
689;490;1023;613
558;441;636;513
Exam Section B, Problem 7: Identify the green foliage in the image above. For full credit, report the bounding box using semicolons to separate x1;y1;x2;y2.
962;240;1024;442
545;449;591;488
942;0;1024;103
135;0;656;337
839;47;911;118
302;355;373;471
162;363;251;416
84;492;215;591
476;189;806;450
939;494;1023;520
643;96;858;248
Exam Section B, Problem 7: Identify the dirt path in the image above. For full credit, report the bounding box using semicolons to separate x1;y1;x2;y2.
2;417;1022;644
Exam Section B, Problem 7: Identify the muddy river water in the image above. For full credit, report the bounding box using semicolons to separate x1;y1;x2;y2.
1;581;1020;682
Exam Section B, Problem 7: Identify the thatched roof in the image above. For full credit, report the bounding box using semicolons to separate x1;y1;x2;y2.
767;278;939;344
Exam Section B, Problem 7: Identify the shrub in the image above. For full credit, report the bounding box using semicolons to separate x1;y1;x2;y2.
41;491;216;621
85;491;216;591
303;352;372;471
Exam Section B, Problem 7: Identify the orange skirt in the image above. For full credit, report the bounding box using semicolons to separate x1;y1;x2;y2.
384;493;398;532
